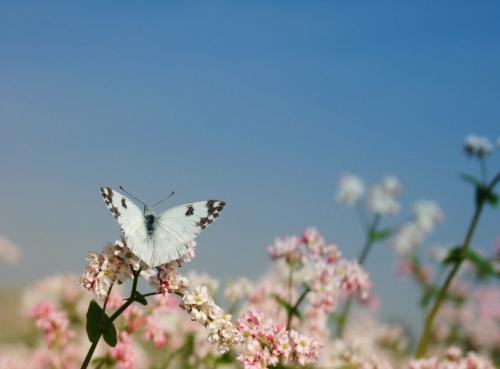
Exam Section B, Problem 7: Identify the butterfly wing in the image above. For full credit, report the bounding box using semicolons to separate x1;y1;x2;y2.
151;200;226;266
100;187;151;263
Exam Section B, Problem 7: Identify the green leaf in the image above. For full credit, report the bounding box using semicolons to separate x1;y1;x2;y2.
133;291;148;306
86;300;104;343
460;173;482;187
442;247;463;265
102;320;118;347
275;295;302;319
464;250;496;278
370;228;393;242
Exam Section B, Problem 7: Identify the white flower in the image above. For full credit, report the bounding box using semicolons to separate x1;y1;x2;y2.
381;176;401;196
464;135;494;158
225;277;253;303
413;200;443;233
336;174;365;206
0;236;21;266
368;183;400;216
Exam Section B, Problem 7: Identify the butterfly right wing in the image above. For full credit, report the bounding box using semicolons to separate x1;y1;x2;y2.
100;187;151;263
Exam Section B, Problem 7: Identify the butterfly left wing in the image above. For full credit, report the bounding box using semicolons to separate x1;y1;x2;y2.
150;200;226;266
100;187;152;263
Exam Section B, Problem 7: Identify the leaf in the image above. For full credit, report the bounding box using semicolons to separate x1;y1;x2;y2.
464;250;496;278
460;173;482;187
102;320;118;347
86;300;104;343
370;228;393;242
275;295;302;320
442;247;463;265
133;291;148;306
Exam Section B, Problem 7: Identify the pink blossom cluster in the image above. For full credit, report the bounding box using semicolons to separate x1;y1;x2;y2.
110;332;136;369
79;241;142;298
406;347;495;369
236;309;321;369
29;303;73;349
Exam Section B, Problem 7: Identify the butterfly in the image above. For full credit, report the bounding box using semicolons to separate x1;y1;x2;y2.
100;187;225;267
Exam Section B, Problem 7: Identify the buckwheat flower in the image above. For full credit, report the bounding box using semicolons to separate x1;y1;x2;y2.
368;183;400;216
336;260;372;299
0;236;21;266
79;241;141;299
122;305;146;334
381;175;402;196
267;236;303;266
464;134;494;158
181;286;241;353
336;174;365;206
225;277;253;303
392;223;425;256
406;348;495;369
146;263;189;295
289;330;322;365
143;316;168;348
30;303;73;348
413;200;443;233
187;271;219;296
110;332;135;369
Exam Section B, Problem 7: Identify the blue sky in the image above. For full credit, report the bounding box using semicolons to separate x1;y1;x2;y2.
1;1;499;334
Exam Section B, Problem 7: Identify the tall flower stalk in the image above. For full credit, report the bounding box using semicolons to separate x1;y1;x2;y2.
415;170;500;358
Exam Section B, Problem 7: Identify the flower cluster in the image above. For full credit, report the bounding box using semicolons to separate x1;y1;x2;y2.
79;241;142;298
336;174;365;205
368;176;401;216
181;286;242;354
0;236;21;266
393;200;443;256
29;302;73;348
236;309;321;369
406;347;495;369
464;135;496;158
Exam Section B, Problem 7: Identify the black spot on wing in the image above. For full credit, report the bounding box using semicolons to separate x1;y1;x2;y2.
185;204;195;216
100;187;121;218
196;200;225;230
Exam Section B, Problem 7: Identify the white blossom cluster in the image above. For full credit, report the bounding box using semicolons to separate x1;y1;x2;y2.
393;200;443;256
181;286;242;353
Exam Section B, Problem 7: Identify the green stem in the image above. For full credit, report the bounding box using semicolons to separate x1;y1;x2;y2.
336;215;380;337
80;268;142;369
415;172;500;358
286;286;311;330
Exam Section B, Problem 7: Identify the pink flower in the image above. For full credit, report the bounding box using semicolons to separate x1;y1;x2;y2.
30;303;73;348
236;310;321;369
110;332;135;369
143;316;168;348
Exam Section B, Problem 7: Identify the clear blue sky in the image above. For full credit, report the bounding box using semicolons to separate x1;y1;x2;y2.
1;1;499;334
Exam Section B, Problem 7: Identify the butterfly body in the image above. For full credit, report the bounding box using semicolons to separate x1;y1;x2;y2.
100;187;225;267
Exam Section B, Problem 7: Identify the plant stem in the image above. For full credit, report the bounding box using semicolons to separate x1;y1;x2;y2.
286;286;311;330
336;215;380;337
80;268;142;369
415;172;500;358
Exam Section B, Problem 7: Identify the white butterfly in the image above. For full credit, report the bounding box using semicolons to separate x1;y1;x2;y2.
100;187;225;267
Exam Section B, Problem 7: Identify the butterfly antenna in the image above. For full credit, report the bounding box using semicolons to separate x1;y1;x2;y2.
153;191;175;208
119;186;147;207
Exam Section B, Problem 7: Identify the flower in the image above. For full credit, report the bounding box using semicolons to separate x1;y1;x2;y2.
30;303;73;348
336;174;365;206
225;277;253;303
368;178;401;216
79;241;141;299
146;264;189;295
464;135;494;158
110;332;135;369
236;309;321;369
392;200;443;256
0;236;21;266
181;286;241;353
